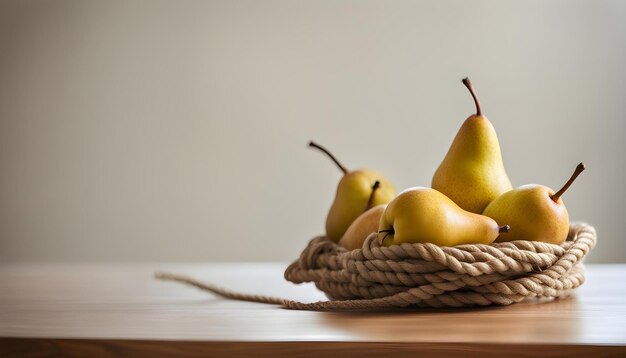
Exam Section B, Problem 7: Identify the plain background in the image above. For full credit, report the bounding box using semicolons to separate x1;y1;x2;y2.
1;0;624;263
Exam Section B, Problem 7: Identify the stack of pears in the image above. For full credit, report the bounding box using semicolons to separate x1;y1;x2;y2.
312;78;585;250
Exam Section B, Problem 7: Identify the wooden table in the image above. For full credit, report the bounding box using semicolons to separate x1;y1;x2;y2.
1;263;625;357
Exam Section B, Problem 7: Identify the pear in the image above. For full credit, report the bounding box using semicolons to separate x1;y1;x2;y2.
339;181;386;250
378;187;509;247
432;77;512;214
484;163;586;244
339;205;385;250
310;142;396;242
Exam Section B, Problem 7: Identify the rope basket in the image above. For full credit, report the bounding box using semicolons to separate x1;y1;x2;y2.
283;222;596;309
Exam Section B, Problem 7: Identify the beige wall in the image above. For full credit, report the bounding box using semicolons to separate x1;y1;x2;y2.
1;0;625;263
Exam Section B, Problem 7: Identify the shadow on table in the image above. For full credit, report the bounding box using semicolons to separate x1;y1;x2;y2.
311;295;582;343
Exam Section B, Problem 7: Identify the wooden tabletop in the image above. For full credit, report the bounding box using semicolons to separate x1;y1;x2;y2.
1;263;625;357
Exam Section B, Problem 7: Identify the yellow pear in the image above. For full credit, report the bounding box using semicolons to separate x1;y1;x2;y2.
432;78;512;213
338;181;386;250
310;142;396;242
484;163;585;244
339;204;386;250
378;187;509;247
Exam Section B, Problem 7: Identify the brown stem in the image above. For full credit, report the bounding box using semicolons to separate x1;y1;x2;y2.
377;228;394;245
551;163;586;202
462;77;482;116
308;141;348;174
365;181;381;211
499;225;510;233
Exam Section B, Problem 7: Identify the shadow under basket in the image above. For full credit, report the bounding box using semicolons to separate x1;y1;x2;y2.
284;222;597;309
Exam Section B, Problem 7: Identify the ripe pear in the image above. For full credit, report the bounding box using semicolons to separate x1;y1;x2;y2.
339;181;386;250
310;141;396;242
378;187;509;247
432;78;512;214
483;163;586;244
339;205;386;250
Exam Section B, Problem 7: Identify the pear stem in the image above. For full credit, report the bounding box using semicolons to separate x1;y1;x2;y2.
462;77;482;116
378;228;394;245
365;181;381;212
551;163;586;202
499;225;510;233
308;141;348;174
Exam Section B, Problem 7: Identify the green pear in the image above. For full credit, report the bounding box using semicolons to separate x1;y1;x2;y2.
432;78;512;214
378;187;509;247
310;141;396;242
484;163;585;244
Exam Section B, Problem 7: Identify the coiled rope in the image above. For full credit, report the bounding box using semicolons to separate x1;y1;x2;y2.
155;222;595;310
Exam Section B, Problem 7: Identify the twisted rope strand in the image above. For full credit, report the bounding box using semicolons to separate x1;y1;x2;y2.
154;271;288;305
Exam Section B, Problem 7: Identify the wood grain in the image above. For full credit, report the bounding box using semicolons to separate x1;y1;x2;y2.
1;263;625;356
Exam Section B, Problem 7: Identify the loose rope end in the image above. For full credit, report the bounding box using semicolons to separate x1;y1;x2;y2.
154;270;289;306
154;271;171;280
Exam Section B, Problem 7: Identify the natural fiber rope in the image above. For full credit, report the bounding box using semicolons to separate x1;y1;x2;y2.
155;222;596;311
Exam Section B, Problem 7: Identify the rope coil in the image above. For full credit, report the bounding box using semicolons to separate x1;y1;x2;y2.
283;222;595;309
156;222;595;311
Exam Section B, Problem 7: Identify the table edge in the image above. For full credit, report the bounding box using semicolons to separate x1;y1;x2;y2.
1;338;625;358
